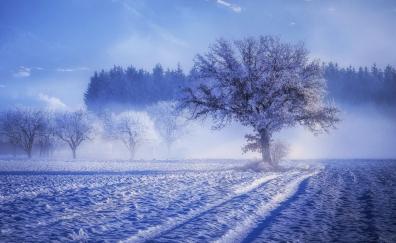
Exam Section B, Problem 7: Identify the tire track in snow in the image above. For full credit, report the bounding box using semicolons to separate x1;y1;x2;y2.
3;171;249;239
214;170;319;243
242;177;311;242
121;173;282;243
152;170;307;242
4;171;251;240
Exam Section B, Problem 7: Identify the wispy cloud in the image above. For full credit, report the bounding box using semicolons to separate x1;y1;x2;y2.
0;84;6;88
38;93;67;110
12;66;89;77
12;66;46;78
13;66;31;78
216;0;242;13
118;1;188;48
108;0;189;68
119;0;142;17
55;67;90;72
148;23;189;47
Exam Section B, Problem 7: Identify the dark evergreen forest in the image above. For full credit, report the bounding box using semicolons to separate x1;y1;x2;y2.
84;63;396;112
325;63;396;106
84;64;186;112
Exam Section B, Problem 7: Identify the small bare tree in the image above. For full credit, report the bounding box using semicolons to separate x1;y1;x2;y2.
270;140;289;164
54;110;92;159
0;108;45;158
148;101;186;155
105;111;154;160
242;137;289;165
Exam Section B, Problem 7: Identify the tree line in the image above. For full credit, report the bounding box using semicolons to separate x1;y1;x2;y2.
0;109;92;159
84;62;396;112
0;102;185;159
325;63;396;106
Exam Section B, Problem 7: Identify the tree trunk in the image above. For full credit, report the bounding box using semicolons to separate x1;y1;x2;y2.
259;128;272;165
127;142;136;160
129;149;135;160
13;144;17;157
27;149;32;159
72;148;77;159
166;143;171;160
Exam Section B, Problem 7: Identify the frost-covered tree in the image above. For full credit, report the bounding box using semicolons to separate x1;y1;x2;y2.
0;108;45;158
181;36;339;165
54;110;92;159
105;111;156;159
148;101;187;155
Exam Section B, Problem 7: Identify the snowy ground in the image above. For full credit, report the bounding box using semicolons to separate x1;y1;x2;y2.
0;158;248;173
0;159;395;242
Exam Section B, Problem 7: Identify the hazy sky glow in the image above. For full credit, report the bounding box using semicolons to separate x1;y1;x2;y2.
1;0;395;159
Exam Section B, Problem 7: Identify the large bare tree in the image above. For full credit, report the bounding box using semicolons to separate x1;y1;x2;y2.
181;36;339;165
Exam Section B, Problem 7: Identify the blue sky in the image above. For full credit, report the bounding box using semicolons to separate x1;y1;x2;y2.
1;0;396;109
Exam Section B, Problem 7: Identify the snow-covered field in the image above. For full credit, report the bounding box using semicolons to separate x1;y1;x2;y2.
0;159;395;242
